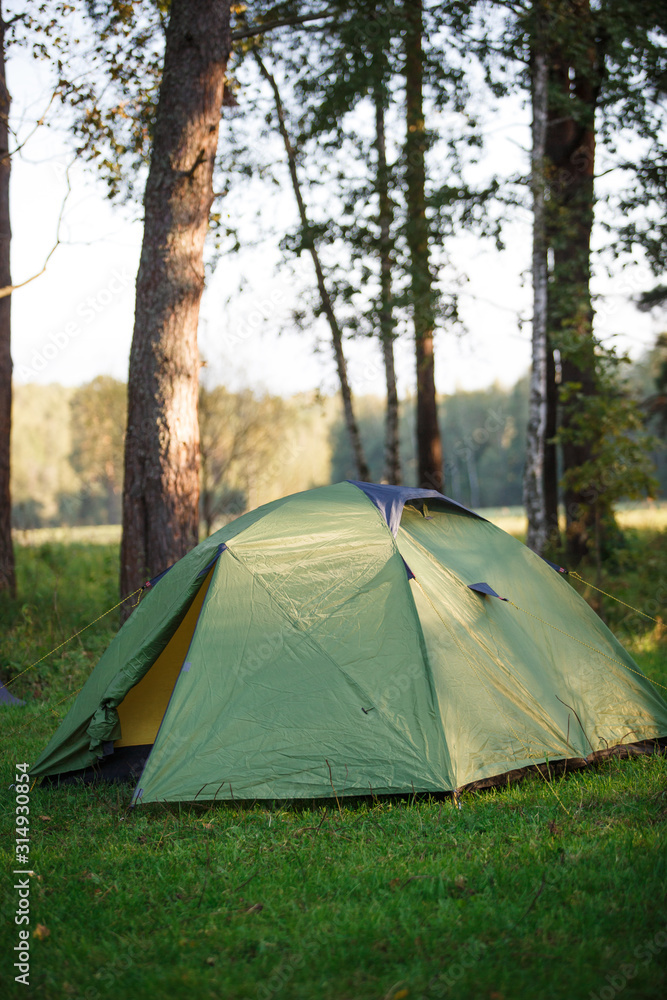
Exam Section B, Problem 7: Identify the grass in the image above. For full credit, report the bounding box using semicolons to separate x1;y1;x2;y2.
12;525;123;547
1;516;666;1000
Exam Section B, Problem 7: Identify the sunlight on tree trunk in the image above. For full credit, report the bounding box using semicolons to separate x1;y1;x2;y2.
120;0;231;605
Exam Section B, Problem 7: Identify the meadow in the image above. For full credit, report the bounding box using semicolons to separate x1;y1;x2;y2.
1;509;666;1000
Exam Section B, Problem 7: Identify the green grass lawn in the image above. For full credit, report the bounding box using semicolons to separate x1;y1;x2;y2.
1;521;666;1000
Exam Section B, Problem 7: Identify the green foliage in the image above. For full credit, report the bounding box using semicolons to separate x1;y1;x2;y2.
68;376;127;524
220;0;499;381
57;0;168;201
558;343;660;528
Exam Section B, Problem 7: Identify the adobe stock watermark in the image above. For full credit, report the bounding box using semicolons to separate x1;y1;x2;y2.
13;763;32;987
221;288;286;350
589;923;667;1000
17;267;134;380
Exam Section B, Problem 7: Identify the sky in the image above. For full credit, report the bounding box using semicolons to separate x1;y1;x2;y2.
7;40;661;402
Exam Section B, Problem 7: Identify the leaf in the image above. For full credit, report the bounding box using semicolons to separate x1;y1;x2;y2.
33;924;50;941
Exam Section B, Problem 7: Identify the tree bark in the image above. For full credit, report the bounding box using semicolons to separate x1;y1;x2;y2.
544;339;560;546
254;51;371;483
0;10;15;596
544;0;599;563
404;0;443;492
120;0;231;603
524;30;549;555
374;86;401;485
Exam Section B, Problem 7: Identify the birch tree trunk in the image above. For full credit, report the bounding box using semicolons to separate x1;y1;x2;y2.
544;343;560;546
404;0;443;492
120;0;231;603
0;11;14;596
374;87;401;485
524;33;549;555
255;52;371;483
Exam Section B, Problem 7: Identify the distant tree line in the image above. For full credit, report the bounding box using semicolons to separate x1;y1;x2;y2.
10;355;666;533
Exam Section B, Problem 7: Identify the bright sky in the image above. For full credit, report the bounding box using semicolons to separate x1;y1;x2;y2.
7;44;660;400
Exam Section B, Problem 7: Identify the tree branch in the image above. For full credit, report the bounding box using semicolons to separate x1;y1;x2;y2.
0;160;71;299
1;85;62;162
231;9;336;41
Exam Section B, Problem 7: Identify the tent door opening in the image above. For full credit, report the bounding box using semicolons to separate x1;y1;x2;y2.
114;566;216;749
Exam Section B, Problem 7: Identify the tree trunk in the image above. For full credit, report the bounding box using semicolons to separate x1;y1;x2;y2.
120;0;231;603
404;0;443;492
544;0;599;564
0;11;14;596
524;34;549;555
374;86;401;485
254;51;371;483
544;340;560;546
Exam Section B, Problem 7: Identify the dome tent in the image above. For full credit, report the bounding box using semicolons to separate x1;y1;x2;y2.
31;481;667;804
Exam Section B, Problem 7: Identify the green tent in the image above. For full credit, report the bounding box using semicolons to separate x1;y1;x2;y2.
32;481;667;803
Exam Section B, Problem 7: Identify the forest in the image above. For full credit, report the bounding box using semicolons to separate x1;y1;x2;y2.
1;4;667;1000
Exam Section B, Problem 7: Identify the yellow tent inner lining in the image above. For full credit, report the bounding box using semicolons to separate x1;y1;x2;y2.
115;567;215;747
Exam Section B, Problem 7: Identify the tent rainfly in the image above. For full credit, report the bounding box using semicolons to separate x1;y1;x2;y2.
31;481;667;804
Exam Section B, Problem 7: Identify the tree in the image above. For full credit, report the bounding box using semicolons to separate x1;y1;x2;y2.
636;291;667;436
275;0;404;483
523;1;549;554
70;376;126;523
477;0;666;560
403;0;442;491
0;2;66;592
539;0;599;562
375;78;401;485
238;3;486;491
540;0;666;561
0;7;13;595
120;0;231;602
252;48;371;483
